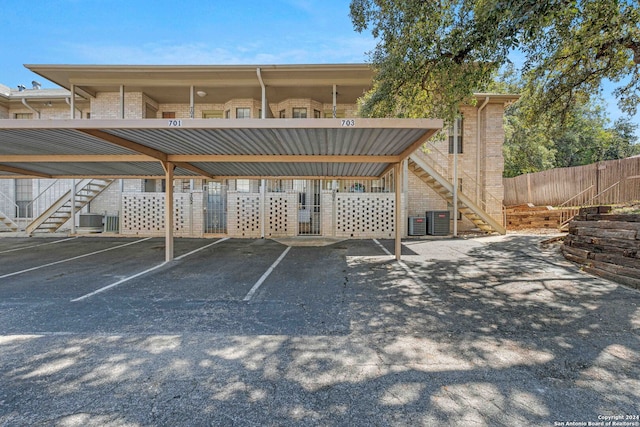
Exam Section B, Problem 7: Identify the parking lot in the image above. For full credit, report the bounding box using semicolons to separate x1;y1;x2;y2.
1;234;639;426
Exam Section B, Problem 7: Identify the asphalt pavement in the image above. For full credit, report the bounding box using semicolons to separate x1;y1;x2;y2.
0;234;638;426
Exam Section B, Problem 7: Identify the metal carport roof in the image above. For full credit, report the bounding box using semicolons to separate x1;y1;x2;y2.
0;117;443;261
0;118;441;179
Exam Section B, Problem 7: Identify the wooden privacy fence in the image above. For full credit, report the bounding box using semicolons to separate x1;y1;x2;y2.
503;156;640;206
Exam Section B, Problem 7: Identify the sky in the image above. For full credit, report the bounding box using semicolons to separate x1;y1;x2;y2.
0;0;636;125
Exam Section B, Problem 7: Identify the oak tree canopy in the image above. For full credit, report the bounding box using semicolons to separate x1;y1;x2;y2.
350;0;640;122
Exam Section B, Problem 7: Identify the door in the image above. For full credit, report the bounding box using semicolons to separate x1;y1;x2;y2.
205;181;227;234
294;179;321;235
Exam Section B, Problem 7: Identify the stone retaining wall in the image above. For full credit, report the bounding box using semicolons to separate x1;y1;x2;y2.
562;206;640;289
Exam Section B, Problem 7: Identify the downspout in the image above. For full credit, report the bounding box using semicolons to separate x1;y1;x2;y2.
21;98;41;119
453;117;459;237
332;84;337;118
189;85;195;118
120;85;125;119
256;67;266;119
476;96;490;204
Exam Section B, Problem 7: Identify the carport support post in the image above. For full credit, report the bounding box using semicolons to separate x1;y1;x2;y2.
394;162;402;261
70;179;76;234
163;161;175;262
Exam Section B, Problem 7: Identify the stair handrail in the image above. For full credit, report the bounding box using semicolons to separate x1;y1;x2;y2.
415;143;505;226
0;190;19;218
24;179;70;219
557;185;595;208
416;142;450;180
586;181;620;206
25;178;113;234
456;168;506;226
409;153;506;233
557;185;597;228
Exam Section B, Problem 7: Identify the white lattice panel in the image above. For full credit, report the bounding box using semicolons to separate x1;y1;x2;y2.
229;193;261;238
336;193;395;238
266;192;296;237
121;193;190;235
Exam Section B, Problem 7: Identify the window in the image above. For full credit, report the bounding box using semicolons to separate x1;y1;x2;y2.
314;109;321;118
162;112;176;119
236;108;250;119
292;108;307;118
15;179;33;218
236;179;251;193
448;116;463;154
174;179;192;193
225;110;231;119
202;110;223;119
279;110;286;118
14;113;33;119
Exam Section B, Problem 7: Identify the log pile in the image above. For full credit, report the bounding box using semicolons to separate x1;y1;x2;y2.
506;203;563;229
562;206;640;289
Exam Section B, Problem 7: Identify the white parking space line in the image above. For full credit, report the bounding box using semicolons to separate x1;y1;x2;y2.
174;237;229;260
373;239;437;298
0;237;152;279
0;237;79;254
243;246;291;302
71;238;230;302
71;262;167;302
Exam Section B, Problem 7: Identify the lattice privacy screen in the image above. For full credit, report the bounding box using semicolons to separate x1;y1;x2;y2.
121;193;190;235
230;194;261;237
266;193;296;237
336;193;395;238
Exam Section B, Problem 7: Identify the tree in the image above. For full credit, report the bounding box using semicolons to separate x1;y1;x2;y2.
349;0;640;123
495;65;640;176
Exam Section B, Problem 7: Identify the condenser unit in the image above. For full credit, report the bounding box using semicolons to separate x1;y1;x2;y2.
426;210;450;236
408;217;427;236
78;213;103;233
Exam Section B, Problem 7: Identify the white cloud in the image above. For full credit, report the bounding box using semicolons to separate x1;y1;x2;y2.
62;34;375;65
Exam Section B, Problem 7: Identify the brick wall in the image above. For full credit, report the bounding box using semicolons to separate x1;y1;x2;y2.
91;92;144;119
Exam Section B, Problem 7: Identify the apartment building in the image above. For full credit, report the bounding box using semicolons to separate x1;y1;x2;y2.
0;64;515;253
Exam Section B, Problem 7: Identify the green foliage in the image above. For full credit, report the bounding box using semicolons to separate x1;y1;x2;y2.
350;0;640;123
497;68;639;176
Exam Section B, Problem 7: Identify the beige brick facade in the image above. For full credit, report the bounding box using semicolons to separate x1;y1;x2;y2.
1;67;511;238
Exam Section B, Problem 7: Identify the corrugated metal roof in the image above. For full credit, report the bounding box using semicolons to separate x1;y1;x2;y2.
0;118;442;179
0;129;138;155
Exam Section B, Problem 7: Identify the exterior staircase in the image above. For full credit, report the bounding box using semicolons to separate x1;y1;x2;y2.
0;210;19;232
0;192;20;232
408;152;506;234
26;179;114;235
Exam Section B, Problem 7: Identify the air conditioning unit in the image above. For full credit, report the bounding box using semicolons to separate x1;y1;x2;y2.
78;213;104;233
408;216;427;236
426;210;450;235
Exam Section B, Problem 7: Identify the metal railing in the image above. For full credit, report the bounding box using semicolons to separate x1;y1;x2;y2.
24;179;73;219
0;190;19;218
586;181;620;206
415;143;506;226
557;182;621;228
558;185;596;227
